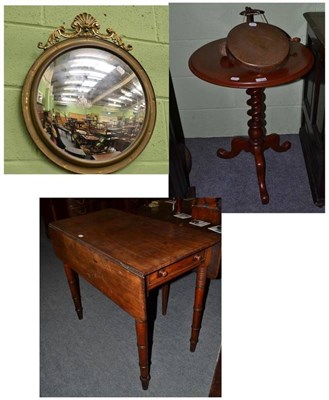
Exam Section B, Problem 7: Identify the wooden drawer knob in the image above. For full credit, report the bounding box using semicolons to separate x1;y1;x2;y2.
193;254;203;262
158;269;168;278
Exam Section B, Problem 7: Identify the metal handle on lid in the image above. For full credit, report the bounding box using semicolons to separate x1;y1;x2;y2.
240;7;268;24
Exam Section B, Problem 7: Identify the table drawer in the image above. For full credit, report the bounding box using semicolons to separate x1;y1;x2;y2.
146;250;205;290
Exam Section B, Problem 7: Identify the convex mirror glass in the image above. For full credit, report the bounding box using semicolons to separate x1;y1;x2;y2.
22;13;156;173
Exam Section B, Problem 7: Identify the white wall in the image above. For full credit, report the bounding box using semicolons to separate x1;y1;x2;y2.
170;3;325;138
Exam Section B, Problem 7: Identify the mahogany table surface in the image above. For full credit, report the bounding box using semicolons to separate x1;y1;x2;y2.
49;207;221;389
50;208;220;277
189;39;314;88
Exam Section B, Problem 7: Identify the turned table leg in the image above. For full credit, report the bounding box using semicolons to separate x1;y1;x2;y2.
135;320;150;390
246;88;269;203
64;264;83;320
217;87;291;204
162;283;170;316
190;263;208;352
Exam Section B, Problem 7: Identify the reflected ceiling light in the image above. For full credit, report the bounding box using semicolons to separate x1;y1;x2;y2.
116;66;125;75
88;71;107;79
60;93;78;97
69;70;106;79
119;95;133;102
64;79;83;85
133;81;143;91
121;89;133;97
70;60;116;74
72;51;110;61
77;87;91;93
107;97;125;103
60;97;77;102
108;103;122;107
81;80;98;87
62;86;90;93
63;86;78;91
132;88;143;96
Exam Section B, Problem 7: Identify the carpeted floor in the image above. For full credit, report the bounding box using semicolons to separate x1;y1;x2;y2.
186;134;324;213
40;227;221;397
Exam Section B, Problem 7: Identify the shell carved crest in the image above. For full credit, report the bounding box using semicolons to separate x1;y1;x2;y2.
38;13;132;51
71;13;100;35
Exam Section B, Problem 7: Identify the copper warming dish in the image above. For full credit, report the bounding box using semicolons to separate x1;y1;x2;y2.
221;7;300;73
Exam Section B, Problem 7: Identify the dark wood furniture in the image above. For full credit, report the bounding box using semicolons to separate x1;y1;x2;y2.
209;348;221;397
40;198;149;233
189;40;314;204
49;208;221;390
41;198;98;223
169;72;194;197
137;198;221;230
41;198;106;236
136;198;222;313
300;12;325;207
191;198;221;225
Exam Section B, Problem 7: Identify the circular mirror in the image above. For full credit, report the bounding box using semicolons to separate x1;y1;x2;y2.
22;37;156;173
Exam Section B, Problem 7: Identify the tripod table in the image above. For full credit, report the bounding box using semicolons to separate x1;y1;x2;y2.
189;39;314;204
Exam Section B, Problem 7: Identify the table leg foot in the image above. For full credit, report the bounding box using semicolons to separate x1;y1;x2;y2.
217;137;250;158
64;264;83;320
190;264;208;352
141;377;150;391
254;146;269;204
265;133;291;152
135;320;150;390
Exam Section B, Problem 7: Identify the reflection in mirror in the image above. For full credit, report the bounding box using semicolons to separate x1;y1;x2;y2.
37;48;146;161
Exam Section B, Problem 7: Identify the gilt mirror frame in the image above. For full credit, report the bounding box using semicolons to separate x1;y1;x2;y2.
22;13;156;174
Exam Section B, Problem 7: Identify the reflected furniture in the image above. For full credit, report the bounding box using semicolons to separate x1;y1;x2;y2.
22;13;156;173
49;208;221;390
189;34;314;204
300;12;325;207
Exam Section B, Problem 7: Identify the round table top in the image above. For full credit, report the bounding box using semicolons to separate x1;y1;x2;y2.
189;39;314;89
